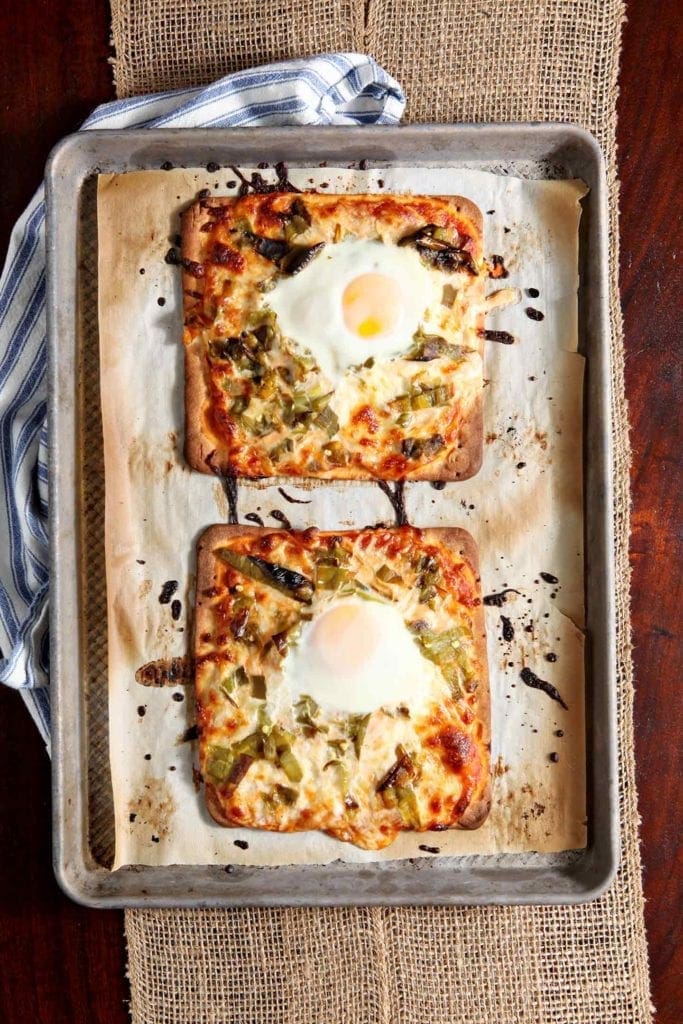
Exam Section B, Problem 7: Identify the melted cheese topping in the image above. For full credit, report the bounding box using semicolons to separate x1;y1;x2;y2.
182;193;486;479
194;527;490;850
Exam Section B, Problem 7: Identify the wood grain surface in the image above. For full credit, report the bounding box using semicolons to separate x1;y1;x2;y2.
0;1;680;1021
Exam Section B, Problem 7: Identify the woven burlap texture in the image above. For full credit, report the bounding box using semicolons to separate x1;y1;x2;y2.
114;1;653;1021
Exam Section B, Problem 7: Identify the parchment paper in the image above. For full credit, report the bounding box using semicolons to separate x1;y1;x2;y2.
98;166;587;868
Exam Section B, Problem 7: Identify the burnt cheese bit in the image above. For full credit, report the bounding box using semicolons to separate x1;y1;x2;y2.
540;572;559;584
160;161;173;171
269;509;292;530
418;844;440;854
525;307;545;321
233;839;249;850
206;161;220;172
488;254;509;278
500;615;514;641
525;287;540;298
549;752;560;763
483;588;520;607
171;599;182;621
520;667;568;710
480;329;515;345
159;580;178;604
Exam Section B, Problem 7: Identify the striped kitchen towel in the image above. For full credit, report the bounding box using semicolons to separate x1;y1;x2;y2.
0;54;405;747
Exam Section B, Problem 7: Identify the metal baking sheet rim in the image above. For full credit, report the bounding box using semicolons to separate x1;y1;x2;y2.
45;124;618;908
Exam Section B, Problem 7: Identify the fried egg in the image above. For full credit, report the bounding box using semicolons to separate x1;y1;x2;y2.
279;596;437;715
267;239;435;383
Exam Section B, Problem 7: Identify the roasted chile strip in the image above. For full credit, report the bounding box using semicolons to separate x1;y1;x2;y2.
398;224;478;275
216;548;314;603
248;556;314;602
376;749;415;793
246;232;325;275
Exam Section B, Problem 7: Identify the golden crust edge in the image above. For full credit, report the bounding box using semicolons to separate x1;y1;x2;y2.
195;525;491;832
180;193;485;479
424;526;492;829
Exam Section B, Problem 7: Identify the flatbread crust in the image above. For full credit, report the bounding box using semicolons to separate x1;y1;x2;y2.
181;193;485;482
194;524;491;849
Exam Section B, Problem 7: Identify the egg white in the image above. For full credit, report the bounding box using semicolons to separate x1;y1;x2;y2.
266;239;436;384
278;596;439;716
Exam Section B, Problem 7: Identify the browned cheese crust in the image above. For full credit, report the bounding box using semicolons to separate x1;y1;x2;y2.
181;193;485;481
193;524;491;851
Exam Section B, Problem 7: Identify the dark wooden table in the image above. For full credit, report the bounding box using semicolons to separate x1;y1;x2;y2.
0;1;680;1020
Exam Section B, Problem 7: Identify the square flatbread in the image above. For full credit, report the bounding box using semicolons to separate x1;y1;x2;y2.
194;524;491;851
182;193;485;481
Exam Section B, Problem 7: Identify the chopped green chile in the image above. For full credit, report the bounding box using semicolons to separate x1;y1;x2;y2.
314;403;339;437
295;694;328;732
252;674;267;699
322;440;348;466
233;730;264;758
273;784;298;805
206;746;234;782
347;713;371;758
264;725;296;763
401;434;446;460
315;564;350;590
396;785;420;826
376;564;402;584
269;437;294;462
279;748;303;783
409;624;471;698
408;335;465;362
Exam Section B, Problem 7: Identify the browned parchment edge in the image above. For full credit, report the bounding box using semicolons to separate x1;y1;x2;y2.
194;524;491;835
181;194;485;482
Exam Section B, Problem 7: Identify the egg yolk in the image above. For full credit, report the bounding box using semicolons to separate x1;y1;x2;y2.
342;273;403;339
308;602;379;673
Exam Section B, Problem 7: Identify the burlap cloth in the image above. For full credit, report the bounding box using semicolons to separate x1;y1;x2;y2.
112;2;653;1021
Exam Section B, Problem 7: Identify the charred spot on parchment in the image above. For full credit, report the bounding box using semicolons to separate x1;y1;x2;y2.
135;655;194;687
377;480;408;526
128;776;176;840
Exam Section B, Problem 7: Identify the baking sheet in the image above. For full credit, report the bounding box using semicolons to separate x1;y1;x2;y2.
97;166;587;869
